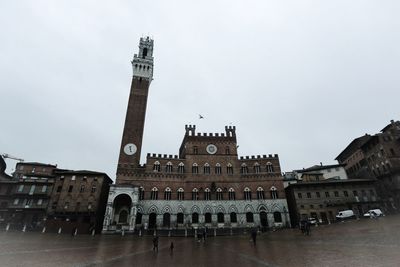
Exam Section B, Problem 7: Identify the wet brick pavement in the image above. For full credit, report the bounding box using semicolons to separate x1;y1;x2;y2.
1;215;400;267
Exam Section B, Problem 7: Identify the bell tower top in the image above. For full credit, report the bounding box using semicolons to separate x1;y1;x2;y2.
131;36;154;81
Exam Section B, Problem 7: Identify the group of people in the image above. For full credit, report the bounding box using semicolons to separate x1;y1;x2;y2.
152;236;175;254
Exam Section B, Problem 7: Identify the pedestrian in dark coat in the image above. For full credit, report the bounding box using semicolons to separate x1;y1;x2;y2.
251;228;257;245
305;221;311;236
153;236;159;252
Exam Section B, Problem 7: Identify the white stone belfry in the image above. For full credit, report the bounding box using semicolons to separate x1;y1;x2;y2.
131;36;154;81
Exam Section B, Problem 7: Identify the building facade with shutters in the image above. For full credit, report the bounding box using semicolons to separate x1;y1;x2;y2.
1;161;56;231
46;170;112;234
102;37;290;234
336;120;400;212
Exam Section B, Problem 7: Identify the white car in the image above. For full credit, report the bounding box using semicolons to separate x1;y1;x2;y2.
363;209;384;217
308;218;317;225
336;210;355;220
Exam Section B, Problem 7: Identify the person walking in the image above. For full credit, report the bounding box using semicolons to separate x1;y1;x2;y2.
153;236;159;252
170;241;174;255
251;228;257;245
305;221;311;236
202;228;207;242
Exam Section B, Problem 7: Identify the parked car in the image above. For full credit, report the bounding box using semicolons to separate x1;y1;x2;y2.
363;209;384;218
336;210;355;220
308;218;317;225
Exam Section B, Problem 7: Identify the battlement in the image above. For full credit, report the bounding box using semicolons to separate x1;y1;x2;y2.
185;125;236;138
185;125;196;136
239;154;279;160
147;153;179;159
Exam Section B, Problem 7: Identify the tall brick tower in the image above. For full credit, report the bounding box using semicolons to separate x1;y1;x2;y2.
117;37;154;179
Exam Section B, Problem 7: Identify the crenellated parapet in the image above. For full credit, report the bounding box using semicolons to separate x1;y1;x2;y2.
239;154;279;160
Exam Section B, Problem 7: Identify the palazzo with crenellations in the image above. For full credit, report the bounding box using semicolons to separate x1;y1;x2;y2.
102;37;290;233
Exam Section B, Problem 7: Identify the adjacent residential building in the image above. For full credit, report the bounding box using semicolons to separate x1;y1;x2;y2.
46;170;112;234
5;162;56;230
285;178;380;227
0;157;15;228
336;120;400;212
294;163;348;181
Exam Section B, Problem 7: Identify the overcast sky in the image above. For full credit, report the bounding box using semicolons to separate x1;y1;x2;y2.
1;1;399;179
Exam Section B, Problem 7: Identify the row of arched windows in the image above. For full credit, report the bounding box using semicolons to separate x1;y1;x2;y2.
152;161;275;174
134;64;151;71
139;186;279;201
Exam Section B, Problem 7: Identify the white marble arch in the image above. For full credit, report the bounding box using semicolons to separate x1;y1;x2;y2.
177;205;185;214
244;204;255;213
257;204;269;213
203;205;213;214
228;205;239;213
191;205;201;214
161;205;173;214
147;205;159;214
102;185;139;233
215;205;226;214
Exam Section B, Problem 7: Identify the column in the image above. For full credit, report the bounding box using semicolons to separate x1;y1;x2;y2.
129;206;137;231
102;203;113;231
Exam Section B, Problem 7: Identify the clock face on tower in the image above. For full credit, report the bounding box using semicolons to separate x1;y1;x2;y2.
124;143;137;155
206;144;217;154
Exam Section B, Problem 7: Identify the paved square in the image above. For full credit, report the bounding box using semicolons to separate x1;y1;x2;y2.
1;215;400;267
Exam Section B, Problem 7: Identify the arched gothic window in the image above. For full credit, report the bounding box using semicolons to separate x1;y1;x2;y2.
216;188;223;200
266;162;274;173
204;188;211;201
177;188;184;201
178;162;185;173
228;188;236;200
192;163;199;174
241;163;248;174
270;186;278;199
166;162;173;173
254;163;261;174
192;188;199;200
244;187;252;200
164;187;171;200
151;187;158;200
257;187;265;200
142;47;148;58
204;163;211;174
215;163;222;175
227;163;233;175
139;187;144;200
153;161;161;172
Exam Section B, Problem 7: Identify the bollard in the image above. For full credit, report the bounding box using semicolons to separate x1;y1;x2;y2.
58;227;62;234
139;229;142;237
5;223;10;232
42;227;46;233
22;224;26;232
